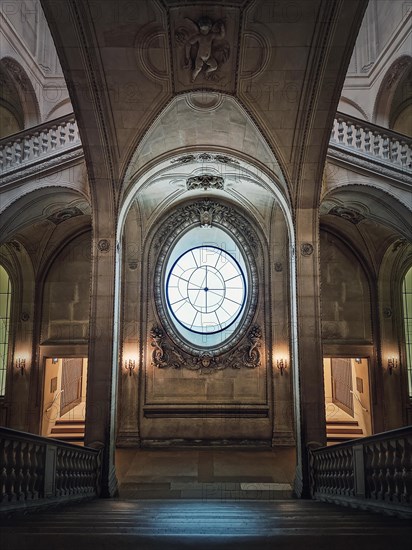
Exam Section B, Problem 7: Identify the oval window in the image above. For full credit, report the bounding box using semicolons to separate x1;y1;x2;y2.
162;225;250;349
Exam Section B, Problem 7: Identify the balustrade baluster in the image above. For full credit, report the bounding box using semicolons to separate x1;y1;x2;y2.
364;129;371;152
33;133;40;157
355;125;362;150
5;440;17;502
21;441;30;500
23;137;31;161
384;440;394;502
41;130;49;153
391;140;399;163
401;436;412;504
68;121;75;142
0;438;7;502
59;124;66;146
382;135;389;159
28;443;38;499
36;444;45;498
5;144;13;166
14;140;22;164
373;132;381;157
337;119;344;143
14;441;24;500
50;126;57;149
346;123;354;147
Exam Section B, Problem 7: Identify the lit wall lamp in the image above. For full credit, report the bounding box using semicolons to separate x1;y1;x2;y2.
277;359;287;376
15;358;26;376
387;357;398;375
125;359;136;376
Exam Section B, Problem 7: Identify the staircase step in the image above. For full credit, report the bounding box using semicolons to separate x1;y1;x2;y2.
49;433;84;440
327;427;363;434
326;420;359;425
51;426;85;433
54;419;85;425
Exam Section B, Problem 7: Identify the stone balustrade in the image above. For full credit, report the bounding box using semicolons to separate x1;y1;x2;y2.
0;113;82;186
310;426;412;517
1;111;410;188
0;427;101;514
329;112;412;183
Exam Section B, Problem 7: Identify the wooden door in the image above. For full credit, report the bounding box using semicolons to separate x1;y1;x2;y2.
331;358;354;417
60;358;82;416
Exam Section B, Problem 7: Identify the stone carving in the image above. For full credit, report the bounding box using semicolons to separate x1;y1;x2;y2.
383;307;392;319
150;324;262;374
176;17;229;83
301;243;314;256
392;239;407;253
171;152;239;165
274;262;283;272
186;174;224;191
150;326;168;368
329;206;365;225
171;154;197;164
97;239;110;253
155;200;258;250
21;312;30;322
47;207;83;225
386;58;409;89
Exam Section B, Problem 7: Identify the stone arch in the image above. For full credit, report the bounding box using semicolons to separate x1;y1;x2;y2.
373;55;412;127
0;57;41;128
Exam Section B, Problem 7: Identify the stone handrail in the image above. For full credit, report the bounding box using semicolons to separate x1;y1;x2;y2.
309;426;412;517
0;427;101;515
0;113;82;186
329;112;412;180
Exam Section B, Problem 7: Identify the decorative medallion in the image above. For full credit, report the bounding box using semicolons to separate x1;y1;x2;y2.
21;312;30;322
383;307;392;319
97;239;110;253
150;324;262;374
186;174;224;191
274;262;283;272
47;206;83;225
329;206;365;225
300;243;314;256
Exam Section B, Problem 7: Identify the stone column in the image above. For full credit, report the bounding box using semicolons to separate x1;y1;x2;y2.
293;207;326;497
84;232;119;497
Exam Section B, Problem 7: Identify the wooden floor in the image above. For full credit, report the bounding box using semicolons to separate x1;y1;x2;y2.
1;499;411;550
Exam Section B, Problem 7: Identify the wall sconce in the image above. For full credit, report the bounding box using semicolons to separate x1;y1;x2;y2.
277;359;287;376
125;359;136;376
387;357;398;375
15;358;26;376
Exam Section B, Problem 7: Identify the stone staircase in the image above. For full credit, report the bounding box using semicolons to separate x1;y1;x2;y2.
326;419;363;446
49;419;85;445
1;499;411;550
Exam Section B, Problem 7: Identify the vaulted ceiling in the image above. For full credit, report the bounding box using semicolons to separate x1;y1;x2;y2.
41;0;368;214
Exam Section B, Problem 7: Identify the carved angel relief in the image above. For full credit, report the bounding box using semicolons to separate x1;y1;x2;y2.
175;16;230;84
150;324;262;374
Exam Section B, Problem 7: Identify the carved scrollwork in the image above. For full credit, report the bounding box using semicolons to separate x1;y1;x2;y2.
186;174;224;191
155;200;258;250
171;152;239;165
149;324;262;374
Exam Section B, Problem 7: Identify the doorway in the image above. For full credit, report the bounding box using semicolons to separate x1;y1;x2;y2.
41;357;88;445
323;357;372;445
